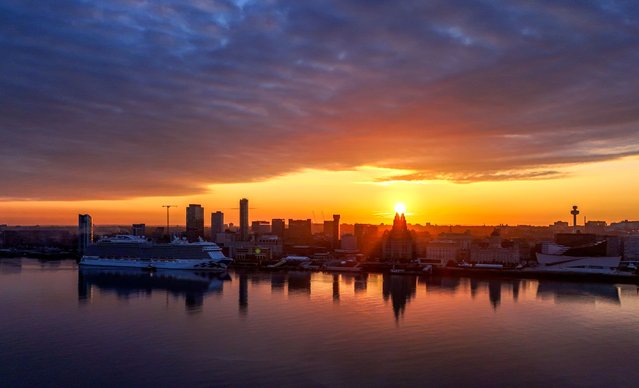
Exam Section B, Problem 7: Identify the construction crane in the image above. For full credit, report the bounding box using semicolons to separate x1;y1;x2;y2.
162;205;177;237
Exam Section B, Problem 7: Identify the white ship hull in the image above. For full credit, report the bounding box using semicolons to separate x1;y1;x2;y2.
536;253;621;274
80;235;232;271
79;256;227;271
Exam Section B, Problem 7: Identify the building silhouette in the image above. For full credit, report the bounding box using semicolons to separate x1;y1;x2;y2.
382;213;413;261
332;214;340;249
286;219;312;244
251;220;270;235
470;228;520;264
186;204;204;242
354;223;379;256
323;220;334;238
571;205;580;227
131;223;145;237
323;214;341;249
271;218;285;238
211;211;224;240
240;198;249;241
78;214;93;254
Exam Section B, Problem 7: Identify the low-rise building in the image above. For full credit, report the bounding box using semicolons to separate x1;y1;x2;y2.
470;229;520;265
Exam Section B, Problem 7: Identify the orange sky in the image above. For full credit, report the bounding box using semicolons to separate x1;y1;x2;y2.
2;157;638;226
2;1;639;228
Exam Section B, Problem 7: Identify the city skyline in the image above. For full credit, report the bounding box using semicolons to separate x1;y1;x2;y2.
0;198;634;228
3;2;639;387
2;1;639;225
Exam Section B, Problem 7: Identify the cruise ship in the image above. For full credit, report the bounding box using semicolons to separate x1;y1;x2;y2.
79;235;232;271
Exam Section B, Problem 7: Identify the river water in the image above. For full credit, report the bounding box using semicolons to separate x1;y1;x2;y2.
1;258;639;387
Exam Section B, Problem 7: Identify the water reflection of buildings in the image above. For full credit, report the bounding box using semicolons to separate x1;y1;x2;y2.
235;271;313;315
423;277;635;308
427;277;524;310
354;273;368;293
78;269;231;313
288;271;311;295
239;273;248;315
383;275;417;320
0;258;22;274
233;271;372;313
536;281;622;304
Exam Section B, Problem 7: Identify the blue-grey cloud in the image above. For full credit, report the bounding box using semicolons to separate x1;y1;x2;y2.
1;0;638;199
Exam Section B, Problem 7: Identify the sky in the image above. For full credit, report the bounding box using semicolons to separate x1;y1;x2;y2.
1;0;638;226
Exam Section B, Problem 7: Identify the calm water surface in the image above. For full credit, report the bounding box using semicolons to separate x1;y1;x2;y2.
1;258;639;387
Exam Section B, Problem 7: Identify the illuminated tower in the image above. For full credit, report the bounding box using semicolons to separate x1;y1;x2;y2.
570;205;580;227
240;198;249;241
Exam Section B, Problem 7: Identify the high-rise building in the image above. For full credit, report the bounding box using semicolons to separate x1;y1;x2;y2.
323;220;334;237
251;220;270;235
271;218;285;238
186;204;205;242
354;223;379;255
240;198;249;241
78;214;93;254
287;219;312;244
332;214;340;249
211;211;224;239
132;223;146;237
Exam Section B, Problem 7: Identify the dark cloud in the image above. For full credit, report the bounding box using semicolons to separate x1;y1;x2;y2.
375;170;566;184
1;0;638;199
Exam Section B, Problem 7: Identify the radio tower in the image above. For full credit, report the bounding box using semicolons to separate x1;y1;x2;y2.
570;205;580;227
162;205;177;237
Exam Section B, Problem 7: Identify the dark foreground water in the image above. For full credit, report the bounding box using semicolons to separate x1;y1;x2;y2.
2;258;639;387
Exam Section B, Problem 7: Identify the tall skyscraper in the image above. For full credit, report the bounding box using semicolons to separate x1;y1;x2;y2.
211;211;224;240
78;214;93;254
332;214;340;249
186;204;204;242
271;218;285;238
240;198;249;241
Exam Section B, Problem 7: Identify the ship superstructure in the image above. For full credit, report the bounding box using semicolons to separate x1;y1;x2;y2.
79;235;232;270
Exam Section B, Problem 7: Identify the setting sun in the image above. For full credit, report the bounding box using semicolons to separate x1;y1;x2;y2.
394;202;407;214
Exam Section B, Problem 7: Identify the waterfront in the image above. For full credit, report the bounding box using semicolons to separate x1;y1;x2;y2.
2;258;639;387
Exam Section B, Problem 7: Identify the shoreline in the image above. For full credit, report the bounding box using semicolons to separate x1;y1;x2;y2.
4;256;638;285
231;263;639;285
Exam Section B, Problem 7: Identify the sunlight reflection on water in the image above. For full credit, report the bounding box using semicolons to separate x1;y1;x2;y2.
1;258;638;387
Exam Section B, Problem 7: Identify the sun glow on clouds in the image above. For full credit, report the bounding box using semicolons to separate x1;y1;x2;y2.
1;157;639;226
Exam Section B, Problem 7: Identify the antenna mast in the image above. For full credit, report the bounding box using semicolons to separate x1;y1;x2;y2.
162;205;177;237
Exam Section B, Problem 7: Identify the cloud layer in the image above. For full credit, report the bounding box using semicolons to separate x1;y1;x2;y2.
1;0;638;199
